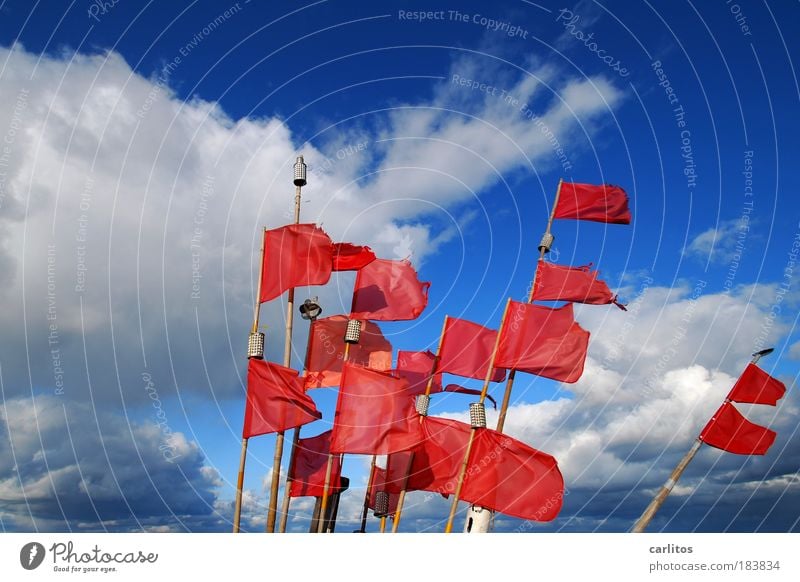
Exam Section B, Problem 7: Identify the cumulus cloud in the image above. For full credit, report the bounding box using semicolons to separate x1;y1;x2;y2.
685;218;755;265
0;43;622;411
0;395;226;531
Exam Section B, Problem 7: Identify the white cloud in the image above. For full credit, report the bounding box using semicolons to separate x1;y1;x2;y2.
685;218;754;264
0;394;222;531
0;42;623;406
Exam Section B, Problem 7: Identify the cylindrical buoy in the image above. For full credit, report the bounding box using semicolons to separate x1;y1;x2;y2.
344;319;361;344
469;402;487;428
415;394;430;416
247;331;265;359
463;505;492;533
293;156;307;187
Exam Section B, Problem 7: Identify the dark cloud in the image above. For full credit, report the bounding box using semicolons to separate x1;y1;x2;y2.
0;395;226;531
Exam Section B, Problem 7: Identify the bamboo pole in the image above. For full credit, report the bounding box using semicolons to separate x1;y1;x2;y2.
391;452;415;533
444;299;512;533
495;179;563;434
631;350;772;532
232;438;248;532
317;340;353;532
233;226;268;533
265;177;304;533
309;497;323;533
317;453;336;533
358;456;378;532
380;516;387;533
277;428;301;532
422;316;450;401
278;309;319;533
250;228;267;336
631;439;702;532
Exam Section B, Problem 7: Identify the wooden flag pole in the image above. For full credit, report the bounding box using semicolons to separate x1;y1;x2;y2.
277;429;301;533
317;339;354;533
265;160;306;533
278;307;320;533
232;438;249;532
316;453;336;533
631;349;773;532
250;228;268;336
358;456;378;532
422;316;450;401
496;179;563;434
631;439;703;533
233;226;268;533
444;299;512;533
391;452;416;532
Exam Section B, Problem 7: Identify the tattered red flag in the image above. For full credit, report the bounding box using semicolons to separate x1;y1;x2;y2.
534;261;625;309
289;430;343;498
260;224;334;303
330;364;424;455
727;363;786;406
700;402;776;455
242;360;321;438
332;243;376;271
461;428;564;522
495;301;589;383
553;182;631;224
394;350;496;405
304;316;392;389
350;259;430;321
436;318;506;382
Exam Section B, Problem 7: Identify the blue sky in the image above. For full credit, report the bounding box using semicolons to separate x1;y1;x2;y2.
0;0;798;533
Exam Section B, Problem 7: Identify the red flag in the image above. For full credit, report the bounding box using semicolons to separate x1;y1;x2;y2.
332;243;376;271
384;417;472;496
396;350;441;395
304;316;392;389
553;182;631;224
288;431;343;498
436;318;506;382
394;351;497;405
242;360;321;438
384;451;415;493
350;259;430;321
384;417;564;521
260;224;334;303
534;261;625;309
495;301;589;383
461;429;564;522
368;466;399;515
330;364;424;455
728;364;786;406
700;402;776;455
